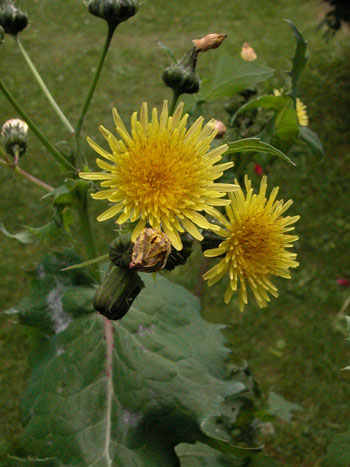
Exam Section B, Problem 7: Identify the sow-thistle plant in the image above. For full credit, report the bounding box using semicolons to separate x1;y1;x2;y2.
0;1;314;463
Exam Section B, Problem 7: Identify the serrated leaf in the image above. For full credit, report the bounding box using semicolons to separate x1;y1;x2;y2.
268;392;303;423
197;53;274;101
233;95;299;153
14;256;261;466
322;431;350;466
0;218;59;244
284;20;308;96
225;138;295;165
298;126;325;156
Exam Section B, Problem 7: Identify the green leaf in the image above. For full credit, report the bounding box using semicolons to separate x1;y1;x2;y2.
233;95;299;153
322;431;350;466
7;456;60;466
284;20;308;96
268;392;303;422
61;253;109;271
225;138;295;165
197;53;274;101
14;254;262;465
298;126;325;156
0;218;59;244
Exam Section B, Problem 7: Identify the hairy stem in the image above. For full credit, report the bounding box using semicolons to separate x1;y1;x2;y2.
74;24;115;165
15;36;75;135
0;157;54;192
103;316;114;467
0;80;77;172
169;90;181;116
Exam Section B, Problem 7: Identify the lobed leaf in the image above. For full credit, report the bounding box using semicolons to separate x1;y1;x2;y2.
284;20;308;96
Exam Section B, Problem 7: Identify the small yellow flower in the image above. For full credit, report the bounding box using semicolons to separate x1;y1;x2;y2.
296;98;308;126
240;42;257;61
80;101;238;250
203;175;299;311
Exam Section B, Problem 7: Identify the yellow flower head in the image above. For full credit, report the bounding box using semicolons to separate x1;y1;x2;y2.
80;101;238;250
203;175;299;311
296;98;308;126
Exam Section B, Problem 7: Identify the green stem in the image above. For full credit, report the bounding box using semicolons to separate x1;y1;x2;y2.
74;24;115;164
0;158;54;192
0;80;77;172
15;36;75;135
79;194;100;282
169;90;181;116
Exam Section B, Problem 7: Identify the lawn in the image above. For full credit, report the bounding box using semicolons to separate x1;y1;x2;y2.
0;0;350;464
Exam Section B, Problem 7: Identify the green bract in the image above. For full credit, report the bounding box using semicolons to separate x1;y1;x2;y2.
88;0;139;29
0;2;28;36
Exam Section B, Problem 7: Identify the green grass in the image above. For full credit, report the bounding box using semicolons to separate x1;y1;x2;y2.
1;0;350;464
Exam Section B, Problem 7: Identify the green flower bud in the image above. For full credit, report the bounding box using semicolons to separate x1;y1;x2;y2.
164;234;193;271
109;233;133;269
1;118;28;157
163;48;200;95
88;0;139;30
0;2;28;36
129;228;171;273
93;265;144;320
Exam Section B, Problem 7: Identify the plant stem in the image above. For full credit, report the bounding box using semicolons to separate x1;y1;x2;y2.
0;158;54;192
15;36;75;135
0;80;77;172
169;90;181;116
74;24;115;164
79;194;100;282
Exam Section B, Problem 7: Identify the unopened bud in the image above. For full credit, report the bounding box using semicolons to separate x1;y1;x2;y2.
88;0;139;30
162;51;200;95
164;234;193;271
2;118;28;157
214;120;227;138
109;233;133;269
93;265;144;320
130;228;171;273
0;2;28;36
240;42;257;61
192;33;227;53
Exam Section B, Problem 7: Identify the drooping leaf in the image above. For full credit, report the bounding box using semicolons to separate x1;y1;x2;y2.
225;138;295;165
298;126;325;157
268;392;303;423
197;53;274;102
13;253;262;466
61;253;109;271
322;431;350;466
284;20;308;97
7;456;60;466
233;95;299;152
0;219;60;244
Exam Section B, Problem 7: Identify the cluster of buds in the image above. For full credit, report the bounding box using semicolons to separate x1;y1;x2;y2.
94;228;193;320
163;33;227;97
87;0;139;30
1;118;28;158
0;1;28;36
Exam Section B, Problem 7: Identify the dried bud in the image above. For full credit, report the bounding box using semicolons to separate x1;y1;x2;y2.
88;0;139;30
162;49;200;96
130;228;171;273
240;42;257;61
0;2;28;36
192;33;227;53
93;265;144;320
2;118;28;157
214;120;227;138
0;25;4;44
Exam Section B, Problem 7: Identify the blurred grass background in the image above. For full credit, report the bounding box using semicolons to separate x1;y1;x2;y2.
0;0;350;464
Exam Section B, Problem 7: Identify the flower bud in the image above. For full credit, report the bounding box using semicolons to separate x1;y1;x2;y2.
164;234;193;271
163;48;200;95
88;0;139;30
240;42;257;61
192;33;227;53
129;228;171;273
214;120;227;139
93;265;144;320
0;2;28;36
1;118;28;157
109;233;133;269
254;163;263;176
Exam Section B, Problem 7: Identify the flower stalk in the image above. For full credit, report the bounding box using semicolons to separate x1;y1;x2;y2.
0;156;53;192
14;36;75;135
0;79;77;172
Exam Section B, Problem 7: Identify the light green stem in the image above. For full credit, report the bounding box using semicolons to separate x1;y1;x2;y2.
74;25;115;164
169;90;181;116
15;36;75;135
0;79;77;172
0;158;54;192
79;195;100;282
